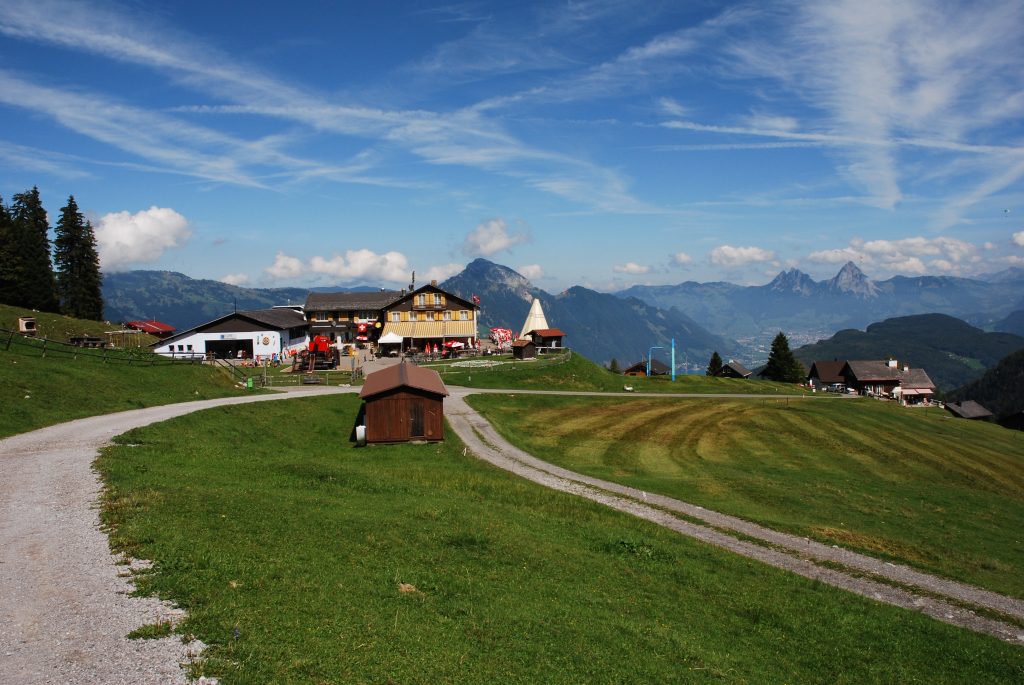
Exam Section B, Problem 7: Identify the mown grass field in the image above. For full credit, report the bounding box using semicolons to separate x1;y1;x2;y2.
97;395;1023;684
422;351;804;394
467;393;1024;599
0;339;246;439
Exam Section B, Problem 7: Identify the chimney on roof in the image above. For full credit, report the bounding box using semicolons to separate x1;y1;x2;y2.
887;359;898;368
430;279;437;287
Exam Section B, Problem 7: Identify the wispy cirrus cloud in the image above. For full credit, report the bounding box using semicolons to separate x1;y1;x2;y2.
0;0;648;212
711;0;1024;221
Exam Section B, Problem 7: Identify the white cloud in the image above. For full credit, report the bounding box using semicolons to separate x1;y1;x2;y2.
709;245;775;267
613;262;650;275
220;273;249;286
422;262;463;283
264;252;305;280
311;249;410;283
670;251;692;267
94;206;191;271
1013;231;1024;247
462;218;529;256
807;235;982;276
518;264;544;280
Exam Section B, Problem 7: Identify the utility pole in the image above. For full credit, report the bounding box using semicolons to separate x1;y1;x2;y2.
671;338;676;382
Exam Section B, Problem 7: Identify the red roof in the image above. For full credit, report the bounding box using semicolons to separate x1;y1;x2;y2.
124;320;176;334
530;328;565;337
359;362;449;399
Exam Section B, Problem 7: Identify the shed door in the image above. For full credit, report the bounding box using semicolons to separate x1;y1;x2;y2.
409;402;424;438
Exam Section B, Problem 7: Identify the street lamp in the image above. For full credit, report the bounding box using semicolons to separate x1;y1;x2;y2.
647;346;663;377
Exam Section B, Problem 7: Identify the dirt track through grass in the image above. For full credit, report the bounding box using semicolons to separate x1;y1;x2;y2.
462;392;1024;601
448;391;1024;645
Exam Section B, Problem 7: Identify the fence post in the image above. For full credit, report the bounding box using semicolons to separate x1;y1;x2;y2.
5;330;14;351
41;339;47;358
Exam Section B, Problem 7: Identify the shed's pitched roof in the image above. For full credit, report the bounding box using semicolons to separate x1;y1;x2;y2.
359;362;449;399
305;290;402;311
512;339;535;348
530;328;565;337
808;360;846;384
945;400;993;419
723;360;752;377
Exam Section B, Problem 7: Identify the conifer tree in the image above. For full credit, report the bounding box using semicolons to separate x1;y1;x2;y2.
9;187;59;312
0;196;18;306
706;351;723;376
762;332;804;383
609;358;620;374
53;195;104;320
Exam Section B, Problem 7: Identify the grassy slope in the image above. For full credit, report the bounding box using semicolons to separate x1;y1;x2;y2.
423;351;804;394
97;395;1023;684
0;302;157;344
467;394;1024;599
0;341;245;439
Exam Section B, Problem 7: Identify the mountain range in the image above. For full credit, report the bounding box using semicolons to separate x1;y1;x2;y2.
102;260;1024;371
618;262;1024;345
441;259;733;367
102;261;736;368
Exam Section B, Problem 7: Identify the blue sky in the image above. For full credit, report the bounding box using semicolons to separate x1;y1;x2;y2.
1;0;1023;291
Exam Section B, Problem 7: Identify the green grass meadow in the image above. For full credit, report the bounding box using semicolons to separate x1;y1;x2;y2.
423;351;804;395
467;394;1024;599
0;341;246;438
97;395;1023;683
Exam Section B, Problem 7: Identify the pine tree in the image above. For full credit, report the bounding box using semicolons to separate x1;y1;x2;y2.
609;358;620;374
53;195;104;320
762;332;804;383
9;187;59;312
0;196;19;306
706;351;723;376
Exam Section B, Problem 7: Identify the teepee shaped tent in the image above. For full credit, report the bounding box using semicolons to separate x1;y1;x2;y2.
519;298;550;339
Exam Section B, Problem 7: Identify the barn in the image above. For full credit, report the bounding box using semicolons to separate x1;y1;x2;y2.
359;363;448;443
512;339;537;359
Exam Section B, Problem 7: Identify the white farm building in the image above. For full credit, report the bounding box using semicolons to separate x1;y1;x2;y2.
152;308;308;360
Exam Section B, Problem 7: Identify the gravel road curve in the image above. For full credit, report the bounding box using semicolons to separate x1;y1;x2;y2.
0;387;354;685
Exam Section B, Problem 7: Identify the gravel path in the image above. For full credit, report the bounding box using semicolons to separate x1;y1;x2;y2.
445;389;1024;645
0;387;355;685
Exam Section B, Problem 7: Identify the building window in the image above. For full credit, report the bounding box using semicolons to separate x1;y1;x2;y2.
460;310;468;320
434;293;442;306
187;345;193;351
391;312;400;322
443;310;451;321
315;312;328;322
417;294;426;306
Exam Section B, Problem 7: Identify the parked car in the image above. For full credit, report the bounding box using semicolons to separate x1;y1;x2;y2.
826;383;846;393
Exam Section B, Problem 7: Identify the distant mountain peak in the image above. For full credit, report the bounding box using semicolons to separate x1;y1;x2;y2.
767;268;818;296
827;261;878;298
442;258;536;305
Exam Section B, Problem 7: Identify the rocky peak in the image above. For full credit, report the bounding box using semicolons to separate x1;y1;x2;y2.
767;268;819;296
444;258;536;302
827;261;879;298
